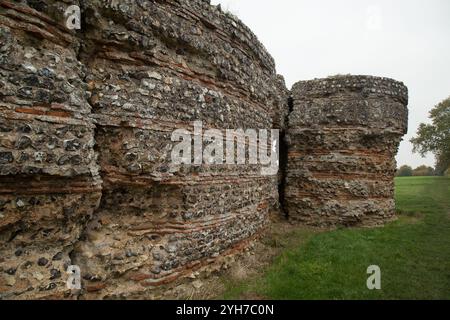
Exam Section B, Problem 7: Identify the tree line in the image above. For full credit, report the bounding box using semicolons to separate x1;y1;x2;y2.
396;165;438;177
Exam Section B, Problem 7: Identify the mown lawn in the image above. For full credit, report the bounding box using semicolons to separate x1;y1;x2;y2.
222;177;450;300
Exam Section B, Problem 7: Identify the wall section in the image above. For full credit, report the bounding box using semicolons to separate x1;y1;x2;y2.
0;0;286;299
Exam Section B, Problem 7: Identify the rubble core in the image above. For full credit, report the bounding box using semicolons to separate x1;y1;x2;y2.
0;0;408;300
286;76;408;227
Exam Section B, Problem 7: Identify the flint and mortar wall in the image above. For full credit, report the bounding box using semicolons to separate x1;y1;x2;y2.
0;0;102;299
0;0;409;300
286;76;408;226
0;0;286;299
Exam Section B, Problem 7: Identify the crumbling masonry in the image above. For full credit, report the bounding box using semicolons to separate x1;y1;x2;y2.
0;0;408;299
286;77;408;226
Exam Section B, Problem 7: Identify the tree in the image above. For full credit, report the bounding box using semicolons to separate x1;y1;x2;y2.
397;165;413;177
411;97;450;176
435;152;450;176
412;165;435;177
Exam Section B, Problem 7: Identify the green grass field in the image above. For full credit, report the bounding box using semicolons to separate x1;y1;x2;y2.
223;177;450;300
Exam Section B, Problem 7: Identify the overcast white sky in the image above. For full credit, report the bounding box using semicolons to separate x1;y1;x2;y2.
212;0;450;168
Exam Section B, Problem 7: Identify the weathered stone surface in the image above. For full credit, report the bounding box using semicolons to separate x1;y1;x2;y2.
73;0;283;299
0;0;284;299
285;75;408;227
0;0;102;299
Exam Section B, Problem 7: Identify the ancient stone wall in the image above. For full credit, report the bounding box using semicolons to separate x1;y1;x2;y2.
0;0;409;300
286;76;408;227
0;0;286;299
0;0;102;299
